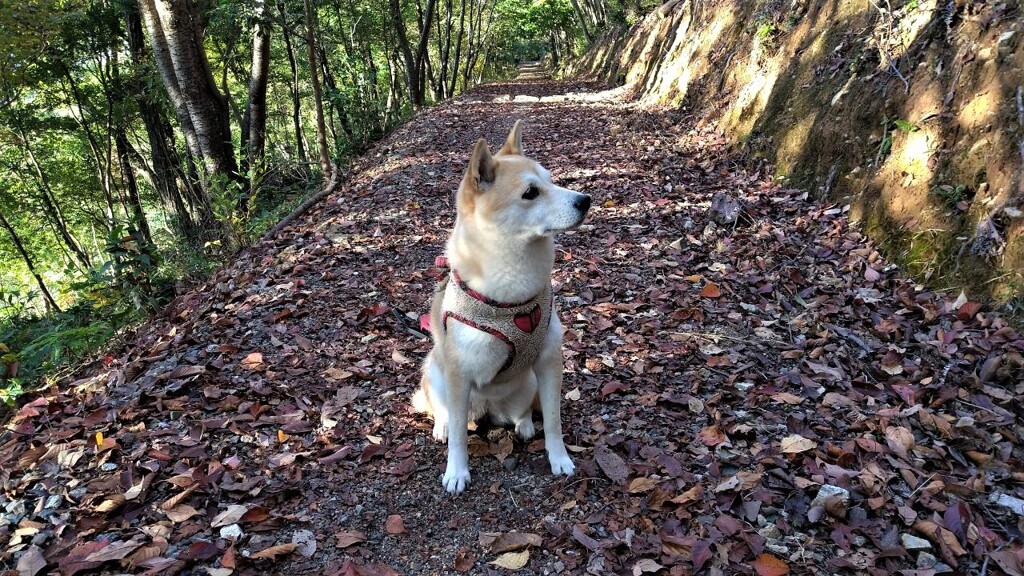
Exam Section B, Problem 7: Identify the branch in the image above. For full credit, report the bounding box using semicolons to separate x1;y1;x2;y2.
261;164;343;240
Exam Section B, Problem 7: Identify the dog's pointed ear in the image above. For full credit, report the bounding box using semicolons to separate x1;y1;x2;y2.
464;138;496;191
498;120;523;156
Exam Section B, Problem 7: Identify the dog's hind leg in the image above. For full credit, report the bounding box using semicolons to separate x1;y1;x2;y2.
510;371;538;440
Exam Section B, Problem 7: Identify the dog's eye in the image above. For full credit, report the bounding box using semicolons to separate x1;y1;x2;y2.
522;185;540;200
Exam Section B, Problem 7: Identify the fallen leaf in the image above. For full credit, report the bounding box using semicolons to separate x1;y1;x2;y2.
385;514;406;535
250;543;298;561
885;426;915;458
700;282;722;298
335;531;367;548
628;477;659;493
241;352;265;371
212;505;249;528
594;446;629;484
752;553;790;576
15;545;47;576
780;434;816;453
454;549;476;572
486;532;542;553
489;550;529;570
633;558;664;575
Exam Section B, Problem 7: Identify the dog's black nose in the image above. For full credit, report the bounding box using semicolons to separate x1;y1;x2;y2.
574;195;592;213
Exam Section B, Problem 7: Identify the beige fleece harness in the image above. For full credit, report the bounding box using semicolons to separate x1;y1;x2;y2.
441;269;552;377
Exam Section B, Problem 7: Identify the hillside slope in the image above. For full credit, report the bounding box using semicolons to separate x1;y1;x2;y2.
1;79;1023;576
569;0;1024;305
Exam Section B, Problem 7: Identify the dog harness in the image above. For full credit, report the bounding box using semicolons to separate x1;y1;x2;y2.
423;258;552;377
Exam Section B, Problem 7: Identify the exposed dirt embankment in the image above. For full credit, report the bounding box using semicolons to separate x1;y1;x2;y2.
568;0;1023;305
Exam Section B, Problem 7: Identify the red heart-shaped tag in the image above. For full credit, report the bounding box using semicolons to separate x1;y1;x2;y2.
514;305;541;333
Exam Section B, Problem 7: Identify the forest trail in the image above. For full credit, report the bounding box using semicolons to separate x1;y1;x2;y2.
2;79;1024;576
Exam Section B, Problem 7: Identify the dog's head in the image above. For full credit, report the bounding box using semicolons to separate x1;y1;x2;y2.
457;121;591;239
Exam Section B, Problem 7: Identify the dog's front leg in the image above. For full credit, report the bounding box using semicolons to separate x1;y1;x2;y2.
442;369;472;493
535;316;575;476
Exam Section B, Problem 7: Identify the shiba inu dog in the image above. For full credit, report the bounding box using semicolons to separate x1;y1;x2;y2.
412;121;591;493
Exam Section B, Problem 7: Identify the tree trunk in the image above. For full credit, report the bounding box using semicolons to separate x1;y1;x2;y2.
241;0;271;211
114;129;154;245
303;0;332;181
124;0;200;240
137;0;241;190
0;210;61;313
568;0;594;42
278;0;308;164
390;0;437;108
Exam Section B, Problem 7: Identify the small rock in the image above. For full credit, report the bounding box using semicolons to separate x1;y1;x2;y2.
916;552;937;569
44;495;63;509
998;30;1017;55
734;381;755;393
852;535;867;547
990;493;1024;515
933;561;955;574
502;457;518;471
292;529;317;558
810;484;851;509
100;463;118;472
220;524;244;540
710;193;742;224
901;533;932;551
766;543;789;555
757;524;781;541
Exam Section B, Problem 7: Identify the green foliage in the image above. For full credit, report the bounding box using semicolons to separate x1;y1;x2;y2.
931;183;969;207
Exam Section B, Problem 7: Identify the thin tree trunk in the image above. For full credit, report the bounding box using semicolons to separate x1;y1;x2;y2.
568;0;594;42
241;0;271;211
278;0;308;164
0;210;61;313
303;0;331;180
15;124;93;269
115;130;153;244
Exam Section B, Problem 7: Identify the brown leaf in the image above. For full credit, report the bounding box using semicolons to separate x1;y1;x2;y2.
700;282;722;298
241;352;265;371
780;434;816;453
454;549;477;572
487;532;542;553
628;477;659;493
84;538;145;562
594;446;629;484
885;426;915;458
698;424;729;447
250;543;298;561
164;504;200;523
669;485;703;505
15;545;47;576
385;514;406;535
335;531;367;548
752;553;790;576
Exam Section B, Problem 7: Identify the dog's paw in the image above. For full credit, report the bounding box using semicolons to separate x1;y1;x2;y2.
442;465;471;493
432;420;449;443
549;453;575;476
514;418;535;440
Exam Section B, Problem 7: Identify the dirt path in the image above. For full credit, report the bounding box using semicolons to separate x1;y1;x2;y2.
2;80;1023;576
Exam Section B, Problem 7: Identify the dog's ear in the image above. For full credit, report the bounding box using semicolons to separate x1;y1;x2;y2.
465;138;496;191
498;120;523;156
